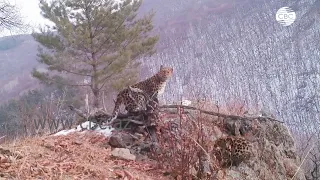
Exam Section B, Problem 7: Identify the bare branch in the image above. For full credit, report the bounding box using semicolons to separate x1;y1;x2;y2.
0;1;24;31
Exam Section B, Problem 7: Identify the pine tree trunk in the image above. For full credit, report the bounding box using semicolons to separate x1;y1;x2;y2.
91;54;100;109
92;88;100;109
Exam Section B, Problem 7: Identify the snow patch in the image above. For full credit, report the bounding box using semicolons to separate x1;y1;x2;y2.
53;121;114;137
181;99;192;106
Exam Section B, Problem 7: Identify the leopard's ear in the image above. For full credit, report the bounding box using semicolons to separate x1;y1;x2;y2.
160;65;164;70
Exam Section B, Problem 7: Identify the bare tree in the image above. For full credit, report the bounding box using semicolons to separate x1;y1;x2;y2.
0;0;24;32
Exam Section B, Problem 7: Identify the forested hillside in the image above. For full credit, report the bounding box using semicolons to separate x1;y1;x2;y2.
0;35;40;104
139;0;320;132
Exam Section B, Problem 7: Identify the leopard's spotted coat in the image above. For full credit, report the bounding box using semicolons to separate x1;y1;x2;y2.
109;65;173;122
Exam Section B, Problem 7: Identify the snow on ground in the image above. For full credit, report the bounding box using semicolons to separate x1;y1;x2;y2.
54;121;114;137
181;99;192;106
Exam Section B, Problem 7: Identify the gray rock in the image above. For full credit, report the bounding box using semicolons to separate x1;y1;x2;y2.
111;148;136;161
108;132;136;148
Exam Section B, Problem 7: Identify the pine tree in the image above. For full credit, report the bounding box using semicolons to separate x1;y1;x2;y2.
32;0;159;108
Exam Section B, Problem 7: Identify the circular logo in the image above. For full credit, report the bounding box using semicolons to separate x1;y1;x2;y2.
276;7;296;26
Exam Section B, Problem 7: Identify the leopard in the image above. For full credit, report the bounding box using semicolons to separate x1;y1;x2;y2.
108;65;173;123
212;136;253;168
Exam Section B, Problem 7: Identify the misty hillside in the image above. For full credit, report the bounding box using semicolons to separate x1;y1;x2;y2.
0;35;41;104
0;0;319;132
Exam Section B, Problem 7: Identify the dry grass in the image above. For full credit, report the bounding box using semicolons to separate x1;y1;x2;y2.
0;132;170;180
154;108;223;179
189;99;252;116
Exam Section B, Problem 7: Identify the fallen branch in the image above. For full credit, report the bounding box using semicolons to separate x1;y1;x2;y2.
160;105;284;123
111;118;144;126
68;105;87;119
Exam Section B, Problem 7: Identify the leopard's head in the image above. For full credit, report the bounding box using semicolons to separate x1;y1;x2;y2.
158;65;173;79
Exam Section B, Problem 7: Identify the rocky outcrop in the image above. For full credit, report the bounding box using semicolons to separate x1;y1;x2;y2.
214;117;305;180
103;105;305;179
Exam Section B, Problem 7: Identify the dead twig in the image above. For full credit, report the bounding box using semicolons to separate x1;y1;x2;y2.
0;135;6;144
291;143;314;180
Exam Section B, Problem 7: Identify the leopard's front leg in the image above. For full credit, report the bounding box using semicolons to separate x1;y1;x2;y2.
109;92;124;123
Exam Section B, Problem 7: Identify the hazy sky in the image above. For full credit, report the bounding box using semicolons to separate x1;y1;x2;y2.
1;0;49;37
1;0;125;37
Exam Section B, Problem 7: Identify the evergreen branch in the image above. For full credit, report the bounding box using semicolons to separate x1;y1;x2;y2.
97;22;147;69
122;31;139;51
59;66;92;77
97;55;119;74
53;80;90;87
97;73;115;91
92;2;112;38
97;15;129;58
92;17;107;37
95;30;140;86
69;36;93;63
38;73;91;87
